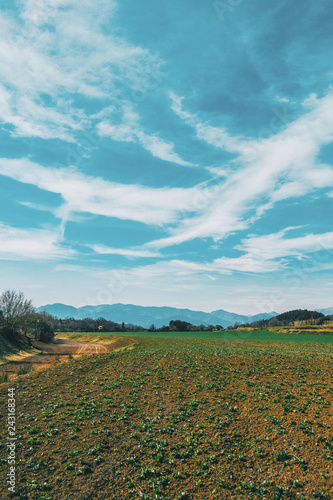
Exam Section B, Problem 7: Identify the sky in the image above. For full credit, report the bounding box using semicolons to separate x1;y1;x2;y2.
0;0;333;314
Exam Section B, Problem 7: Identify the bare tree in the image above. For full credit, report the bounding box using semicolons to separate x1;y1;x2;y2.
0;290;35;339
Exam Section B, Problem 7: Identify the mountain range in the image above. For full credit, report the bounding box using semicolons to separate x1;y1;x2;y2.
37;303;279;328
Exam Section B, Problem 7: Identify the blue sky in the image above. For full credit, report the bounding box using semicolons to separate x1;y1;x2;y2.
1;0;333;314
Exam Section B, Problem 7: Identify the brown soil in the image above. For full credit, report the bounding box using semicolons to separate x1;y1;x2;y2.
0;337;333;500
0;335;135;381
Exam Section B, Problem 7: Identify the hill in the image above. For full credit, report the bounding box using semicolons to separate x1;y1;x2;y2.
273;309;325;324
37;303;277;328
249;308;328;329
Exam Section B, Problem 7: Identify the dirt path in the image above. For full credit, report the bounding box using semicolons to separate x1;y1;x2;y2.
0;335;135;380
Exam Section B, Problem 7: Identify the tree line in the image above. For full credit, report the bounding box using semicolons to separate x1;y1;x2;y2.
1;290;332;346
0;290;222;344
232;309;332;330
0;290;54;345
52;318;222;332
52;317;145;333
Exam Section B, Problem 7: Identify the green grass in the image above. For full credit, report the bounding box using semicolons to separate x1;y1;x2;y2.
0;330;31;356
58;329;333;343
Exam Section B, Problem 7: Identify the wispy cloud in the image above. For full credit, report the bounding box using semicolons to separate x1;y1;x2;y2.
97;104;192;166
0;0;332;316
193;229;333;275
90;244;161;258
2;91;333;259
0;0;162;141
111;228;333;292
0;223;74;260
148;91;333;248
236;229;333;262
169;91;248;154
0;158;199;226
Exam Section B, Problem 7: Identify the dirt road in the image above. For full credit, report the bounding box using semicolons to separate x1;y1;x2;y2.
0;335;134;380
33;337;110;356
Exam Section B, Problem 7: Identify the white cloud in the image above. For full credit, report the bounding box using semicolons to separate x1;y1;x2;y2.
277;96;289;103
169;92;248;154
0;1;162;141
2;90;333;267
211;255;284;274
97;104;192;166
90;244;161;258
237;229;333;262
18;201;57;213
0;84;85;141
137;131;192;166
302;93;318;108
187;229;333;275
0;158;199;226
38;251;333;313
0;223;74;260
148;91;333;248
108;228;333;292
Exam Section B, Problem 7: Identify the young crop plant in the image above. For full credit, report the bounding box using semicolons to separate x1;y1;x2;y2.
2;335;333;498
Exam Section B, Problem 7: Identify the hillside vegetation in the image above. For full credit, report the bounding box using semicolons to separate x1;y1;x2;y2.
0;290;55;358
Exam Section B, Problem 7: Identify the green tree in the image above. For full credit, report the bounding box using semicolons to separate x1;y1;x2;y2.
35;313;54;342
24;312;55;343
169;320;193;331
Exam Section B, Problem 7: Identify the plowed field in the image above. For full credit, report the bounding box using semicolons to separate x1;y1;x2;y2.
0;335;333;499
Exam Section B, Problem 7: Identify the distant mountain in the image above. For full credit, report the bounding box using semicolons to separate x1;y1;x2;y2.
37;303;277;329
317;307;333;316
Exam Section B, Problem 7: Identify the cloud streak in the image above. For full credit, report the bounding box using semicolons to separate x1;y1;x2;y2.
0;158;199;226
90;244;161;258
147;91;333;248
97;104;192;166
169;92;248;154
0;223;74;260
0;0;162;142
